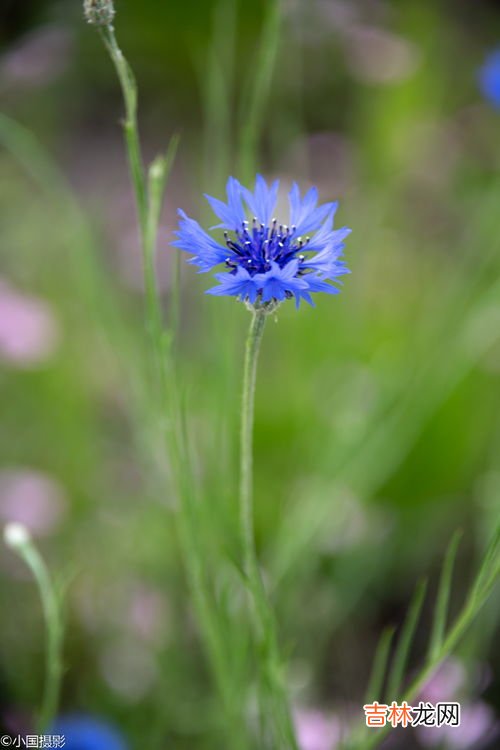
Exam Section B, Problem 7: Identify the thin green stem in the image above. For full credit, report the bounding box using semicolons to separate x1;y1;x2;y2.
95;21;246;746
100;26;147;237
5;529;63;732
239;310;298;750
240;309;267;582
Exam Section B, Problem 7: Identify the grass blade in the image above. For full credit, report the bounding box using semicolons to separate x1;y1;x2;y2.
471;521;500;605
386;579;427;700
428;530;462;661
364;625;396;703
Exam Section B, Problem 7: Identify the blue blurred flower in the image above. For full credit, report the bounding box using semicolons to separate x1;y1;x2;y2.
50;715;127;750
173;176;351;308
478;49;500;109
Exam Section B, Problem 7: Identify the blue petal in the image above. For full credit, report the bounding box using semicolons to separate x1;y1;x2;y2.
206;266;259;302
204;177;246;230
303;247;351;278
242;174;279;226
254;260;308;303
303;275;341;294
293;275;341;307
288;183;338;236
294;290;315;309
305;210;351;253
172;209;228;272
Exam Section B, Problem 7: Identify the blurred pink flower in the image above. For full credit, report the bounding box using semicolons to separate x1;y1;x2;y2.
419;659;466;704
418;702;497;749
294;708;341;750
127;583;170;646
0;280;60;366
0;469;66;536
1;26;72;90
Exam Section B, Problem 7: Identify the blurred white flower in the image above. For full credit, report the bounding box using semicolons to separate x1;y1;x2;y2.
345;26;421;84
0;280;60;367
99;637;159;703
3;522;31;549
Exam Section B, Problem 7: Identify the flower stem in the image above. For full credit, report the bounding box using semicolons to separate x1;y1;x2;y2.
95;21;247;746
240;309;298;750
240;308;267;581
5;528;63;733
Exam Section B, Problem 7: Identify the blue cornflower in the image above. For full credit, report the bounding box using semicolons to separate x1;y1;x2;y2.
50;715;127;750
173;175;351;309
478;49;500;109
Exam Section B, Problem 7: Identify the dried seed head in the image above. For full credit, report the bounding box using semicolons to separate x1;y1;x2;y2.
83;0;115;26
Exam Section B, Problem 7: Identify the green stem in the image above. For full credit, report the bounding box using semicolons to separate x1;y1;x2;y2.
100;26;147;237
96;22;245;746
6;530;63;732
240;309;267;582
240;309;298;750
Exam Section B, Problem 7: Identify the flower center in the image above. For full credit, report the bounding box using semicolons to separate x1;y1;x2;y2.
223;218;309;275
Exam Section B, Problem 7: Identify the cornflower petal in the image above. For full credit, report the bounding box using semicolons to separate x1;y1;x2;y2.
204;176;246;230
206;266;260;302
241;174;279;226
172;210;229;272
289;183;338;236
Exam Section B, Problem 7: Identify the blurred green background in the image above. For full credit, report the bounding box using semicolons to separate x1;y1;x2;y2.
1;0;500;748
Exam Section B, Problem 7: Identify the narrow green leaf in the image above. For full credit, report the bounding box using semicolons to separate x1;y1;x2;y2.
428;530;462;661
364;625;396;704
471;521;500;605
386;579;427;700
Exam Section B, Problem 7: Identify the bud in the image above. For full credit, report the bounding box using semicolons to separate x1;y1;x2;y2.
3;522;31;549
83;0;115;27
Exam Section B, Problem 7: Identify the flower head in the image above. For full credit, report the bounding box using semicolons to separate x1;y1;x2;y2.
83;0;115;27
478;49;500;109
3;522;31;550
173;175;351;310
